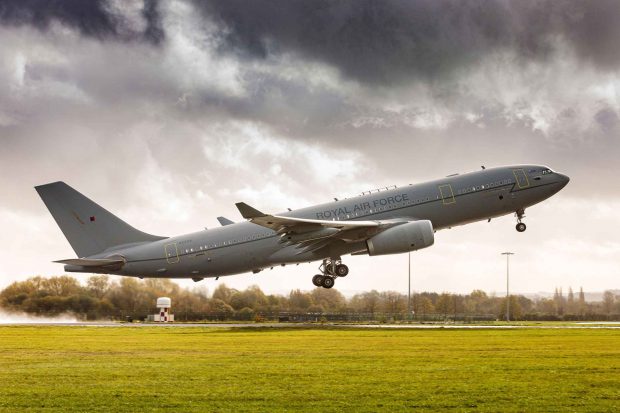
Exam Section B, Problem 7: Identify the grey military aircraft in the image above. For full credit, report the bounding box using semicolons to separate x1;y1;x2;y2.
36;165;569;289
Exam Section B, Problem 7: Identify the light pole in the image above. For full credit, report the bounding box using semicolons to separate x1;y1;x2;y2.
407;251;411;321
501;252;514;322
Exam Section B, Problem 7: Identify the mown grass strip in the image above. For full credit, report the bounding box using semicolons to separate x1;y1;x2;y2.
0;327;618;412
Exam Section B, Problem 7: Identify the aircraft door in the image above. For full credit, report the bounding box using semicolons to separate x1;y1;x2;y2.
513;169;530;189
438;184;455;205
165;243;180;264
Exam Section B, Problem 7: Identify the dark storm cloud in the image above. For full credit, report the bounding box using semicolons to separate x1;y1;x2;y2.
142;0;164;44
198;0;620;85
594;108;619;134
0;0;164;44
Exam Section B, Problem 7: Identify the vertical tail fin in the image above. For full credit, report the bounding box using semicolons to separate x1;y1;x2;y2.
35;181;166;257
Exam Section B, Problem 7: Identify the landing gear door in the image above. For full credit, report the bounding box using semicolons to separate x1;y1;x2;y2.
513;169;530;189
165;243;180;264
438;184;455;205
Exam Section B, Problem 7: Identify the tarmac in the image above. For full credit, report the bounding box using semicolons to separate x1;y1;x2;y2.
1;321;619;329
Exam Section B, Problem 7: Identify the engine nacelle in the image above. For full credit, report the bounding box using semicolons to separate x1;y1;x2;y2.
366;220;434;256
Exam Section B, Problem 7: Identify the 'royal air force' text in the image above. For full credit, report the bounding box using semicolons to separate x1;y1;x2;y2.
316;193;410;219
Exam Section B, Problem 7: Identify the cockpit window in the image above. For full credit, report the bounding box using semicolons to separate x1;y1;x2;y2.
542;169;554;175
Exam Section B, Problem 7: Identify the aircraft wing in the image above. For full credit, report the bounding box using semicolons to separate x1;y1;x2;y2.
235;202;381;231
235;202;408;255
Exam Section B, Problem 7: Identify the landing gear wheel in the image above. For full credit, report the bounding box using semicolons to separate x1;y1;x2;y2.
312;274;324;287
335;264;349;277
321;276;335;289
516;222;527;232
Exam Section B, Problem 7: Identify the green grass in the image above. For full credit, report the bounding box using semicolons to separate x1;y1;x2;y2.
0;327;618;412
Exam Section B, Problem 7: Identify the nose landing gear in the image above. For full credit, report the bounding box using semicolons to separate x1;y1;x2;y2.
312;258;349;289
515;208;527;232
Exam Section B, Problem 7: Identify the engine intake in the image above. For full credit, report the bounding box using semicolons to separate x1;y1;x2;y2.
366;220;434;256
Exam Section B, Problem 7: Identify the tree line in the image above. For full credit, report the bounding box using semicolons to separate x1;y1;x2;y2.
1;275;618;322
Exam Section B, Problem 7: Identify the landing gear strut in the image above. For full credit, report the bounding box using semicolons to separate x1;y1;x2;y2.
312;258;348;289
515;208;527;232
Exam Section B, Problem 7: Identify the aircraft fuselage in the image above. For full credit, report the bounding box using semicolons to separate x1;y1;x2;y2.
69;165;569;280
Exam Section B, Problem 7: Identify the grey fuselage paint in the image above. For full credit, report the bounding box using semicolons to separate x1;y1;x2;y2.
66;165;569;279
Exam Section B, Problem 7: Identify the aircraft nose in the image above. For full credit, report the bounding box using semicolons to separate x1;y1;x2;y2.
557;173;570;189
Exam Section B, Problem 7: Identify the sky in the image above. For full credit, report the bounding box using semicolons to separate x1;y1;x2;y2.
0;0;618;295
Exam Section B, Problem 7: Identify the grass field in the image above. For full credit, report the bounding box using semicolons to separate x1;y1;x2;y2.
0;326;618;412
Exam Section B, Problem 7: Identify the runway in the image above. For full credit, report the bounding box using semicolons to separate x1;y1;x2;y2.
1;321;619;329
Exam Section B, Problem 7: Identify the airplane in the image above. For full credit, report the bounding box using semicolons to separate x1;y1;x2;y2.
36;165;569;289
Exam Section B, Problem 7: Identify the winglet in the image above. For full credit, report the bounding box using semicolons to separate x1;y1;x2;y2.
217;216;234;226
235;202;267;219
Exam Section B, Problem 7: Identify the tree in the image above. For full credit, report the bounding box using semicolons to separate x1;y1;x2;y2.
212;284;235;303
0;279;39;310
498;296;522;320
229;285;268;311
567;287;576;314
175;289;208;321
209;299;234;318
517;295;534;314
310;288;346;312
413;296;434;317
107;278;149;317
537;298;557;315
553;287;565;316
307;304;325;314
43;276;82;296
289;289;313;311
578;287;586;316
236;307;255;321
468;290;488;313
381;291;406;314
602;291;615;315
144;278;180;296
350;290;381;315
87;275;110;299
436;293;454;318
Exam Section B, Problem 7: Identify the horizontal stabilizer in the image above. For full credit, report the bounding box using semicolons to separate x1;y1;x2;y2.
54;258;125;267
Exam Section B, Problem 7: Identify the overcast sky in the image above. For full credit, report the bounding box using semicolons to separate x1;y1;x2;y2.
0;0;618;295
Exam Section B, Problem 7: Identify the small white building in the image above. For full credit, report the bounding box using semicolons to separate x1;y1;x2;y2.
154;296;174;322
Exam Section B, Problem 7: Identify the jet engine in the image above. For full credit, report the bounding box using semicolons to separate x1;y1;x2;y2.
366;220;434;256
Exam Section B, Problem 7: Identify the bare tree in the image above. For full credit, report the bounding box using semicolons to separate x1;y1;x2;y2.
602;290;615;316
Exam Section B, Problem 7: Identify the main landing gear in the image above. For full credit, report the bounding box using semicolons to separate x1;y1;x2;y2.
312;258;348;289
515;208;527;232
